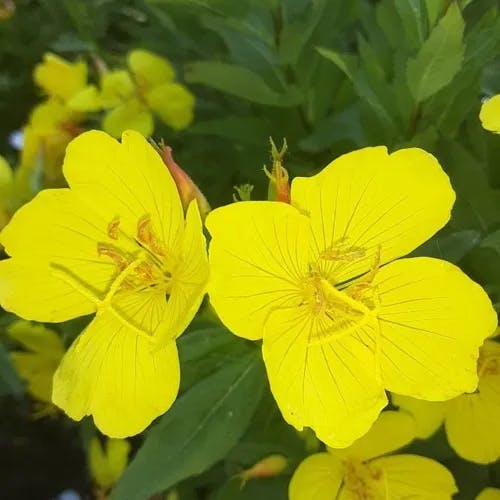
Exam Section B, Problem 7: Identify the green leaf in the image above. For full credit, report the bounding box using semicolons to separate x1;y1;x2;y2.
111;350;266;500
410;230;481;262
394;0;428;50
178;327;252;391
0;342;23;398
317;48;398;132
406;2;465;103
185;61;303;106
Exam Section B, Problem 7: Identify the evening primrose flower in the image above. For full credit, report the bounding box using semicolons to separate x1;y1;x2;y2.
206;146;496;447
89;437;130;494
100;49;194;138
289;411;457;500
0;130;208;437
394;340;500;464
6;320;64;407
480;95;500;133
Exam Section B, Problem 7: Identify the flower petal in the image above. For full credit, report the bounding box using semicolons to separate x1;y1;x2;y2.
157;200;208;342
128;49;175;87
52;309;180;438
34;53;87;101
0;258;95;322
291;147;455;283
0;189;133;321
480;94;500;134
7;320;64;359
391;394;446;439
477;488;500;500
63;129;185;251
206;201;311;340
375;257;496;399
444;341;500;464
329;410;416;461
146;83;194;130
262;306;387;447
102;100;154;138
289;453;343;500
372;454;457;499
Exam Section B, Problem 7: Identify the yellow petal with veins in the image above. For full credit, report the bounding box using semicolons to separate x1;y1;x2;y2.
291;147;455;283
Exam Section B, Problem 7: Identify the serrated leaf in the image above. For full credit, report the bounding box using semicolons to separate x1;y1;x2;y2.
111;350;265;500
407;2;464;103
185;61;303;106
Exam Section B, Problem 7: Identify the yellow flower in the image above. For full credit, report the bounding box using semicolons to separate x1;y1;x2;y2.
100;49;195;138
480;94;500;134
0;154;14;229
21;100;82;184
21;53;100;183
394;339;500;464
477;488;500;500
6;320;64;405
34;52;100;111
88;437;130;493
289;411;458;500
0;130;208;437
206;146;496;447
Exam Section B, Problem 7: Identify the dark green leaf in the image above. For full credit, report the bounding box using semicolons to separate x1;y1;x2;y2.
406;2;465;103
410;230;481;262
185;61;303;106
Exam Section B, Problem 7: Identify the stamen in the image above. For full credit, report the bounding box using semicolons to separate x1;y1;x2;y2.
107;216;121;240
320;238;366;262
137;214;166;256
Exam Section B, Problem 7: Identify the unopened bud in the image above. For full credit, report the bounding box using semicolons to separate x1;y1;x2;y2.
237;454;287;489
156;141;211;219
264;138;290;203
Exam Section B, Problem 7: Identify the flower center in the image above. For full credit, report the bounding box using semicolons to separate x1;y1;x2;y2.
343;459;384;499
300;271;377;346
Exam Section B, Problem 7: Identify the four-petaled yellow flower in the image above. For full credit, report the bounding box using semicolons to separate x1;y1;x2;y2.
480;94;500;134
0;129;208;437
6;320;64;408
206;146;496;447
289;411;457;500
88;437;130;494
394;339;500;464
100;49;194;138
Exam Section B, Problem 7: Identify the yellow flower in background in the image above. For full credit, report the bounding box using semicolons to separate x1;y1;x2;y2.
0;154;14;229
34;52;100;111
477;488;500;500
394;339;500;464
6;320;64;408
100;49;195;138
289;411;457;500
480;95;500;134
206;146;496;447
89;437;130;494
21;53;100;186
0;130;209;437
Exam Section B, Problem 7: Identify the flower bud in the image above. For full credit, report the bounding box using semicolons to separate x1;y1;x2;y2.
157;142;211;218
264;138;290;203
237;454;288;488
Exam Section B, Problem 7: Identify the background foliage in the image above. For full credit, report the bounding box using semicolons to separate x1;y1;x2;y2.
1;0;500;498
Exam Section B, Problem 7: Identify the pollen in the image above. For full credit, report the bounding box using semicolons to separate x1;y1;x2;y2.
107;216;121;240
343;459;384;500
320;238;366;262
137;214;166;256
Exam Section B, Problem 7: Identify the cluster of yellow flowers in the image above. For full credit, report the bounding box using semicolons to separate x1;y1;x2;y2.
2;81;500;497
